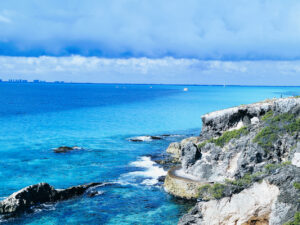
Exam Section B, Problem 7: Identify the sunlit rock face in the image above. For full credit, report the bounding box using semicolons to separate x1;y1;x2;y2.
197;181;279;225
163;97;300;225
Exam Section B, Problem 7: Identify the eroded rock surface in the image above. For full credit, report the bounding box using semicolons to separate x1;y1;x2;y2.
0;182;101;218
163;97;300;225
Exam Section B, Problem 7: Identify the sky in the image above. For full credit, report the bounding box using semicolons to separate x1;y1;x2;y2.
0;0;300;85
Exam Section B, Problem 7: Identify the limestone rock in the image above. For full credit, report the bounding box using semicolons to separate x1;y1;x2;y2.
166;142;181;159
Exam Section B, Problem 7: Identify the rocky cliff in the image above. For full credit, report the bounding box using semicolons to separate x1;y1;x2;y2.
164;97;300;225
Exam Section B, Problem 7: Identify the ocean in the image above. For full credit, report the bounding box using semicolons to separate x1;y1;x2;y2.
0;83;299;224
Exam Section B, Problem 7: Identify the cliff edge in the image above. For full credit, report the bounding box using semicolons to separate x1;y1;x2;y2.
164;97;300;225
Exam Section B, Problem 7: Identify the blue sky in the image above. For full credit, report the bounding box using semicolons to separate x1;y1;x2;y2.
0;0;300;85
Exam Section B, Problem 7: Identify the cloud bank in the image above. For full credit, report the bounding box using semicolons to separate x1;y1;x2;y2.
1;0;300;59
0;56;299;85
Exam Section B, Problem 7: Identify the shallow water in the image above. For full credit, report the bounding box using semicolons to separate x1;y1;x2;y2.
0;83;299;224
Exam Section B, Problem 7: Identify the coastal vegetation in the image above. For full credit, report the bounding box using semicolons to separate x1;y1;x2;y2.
198;183;225;200
198;126;249;148
264;161;291;173
225;172;263;187
284;212;300;225
254;111;300;151
294;182;300;190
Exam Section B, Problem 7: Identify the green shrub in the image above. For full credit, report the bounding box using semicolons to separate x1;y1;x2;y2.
262;110;274;121
198;183;225;200
210;183;226;199
285;119;300;134
284;212;300;225
294;182;300;190
198;141;208;149
226;172;263;187
264;163;280;171
253;126;278;151
210;127;249;147
264;161;291;172
254;112;299;151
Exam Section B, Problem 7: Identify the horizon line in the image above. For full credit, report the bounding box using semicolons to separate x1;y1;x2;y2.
1;81;300;88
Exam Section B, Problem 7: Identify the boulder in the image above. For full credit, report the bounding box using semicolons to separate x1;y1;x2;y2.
181;142;201;170
166;142;181;159
53;146;82;153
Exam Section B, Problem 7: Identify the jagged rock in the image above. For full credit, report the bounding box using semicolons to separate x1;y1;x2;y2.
163;97;300;224
181;143;201;170
0;182;101;218
166;137;201;161
53;146;82;153
158;176;166;182
179;180;279;225
201;97;300;139
181;97;300;182
179;166;300;225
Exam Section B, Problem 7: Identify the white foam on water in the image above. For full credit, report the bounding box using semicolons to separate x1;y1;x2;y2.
129;136;153;142
120;156;166;186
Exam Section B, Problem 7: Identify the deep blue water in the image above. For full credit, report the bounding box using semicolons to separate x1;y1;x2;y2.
0;83;299;224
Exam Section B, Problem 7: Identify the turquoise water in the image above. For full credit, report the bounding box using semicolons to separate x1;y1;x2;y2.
0;83;299;224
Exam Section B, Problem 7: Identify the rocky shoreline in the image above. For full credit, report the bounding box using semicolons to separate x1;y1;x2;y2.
0;182;111;220
162;97;300;225
1;96;299;224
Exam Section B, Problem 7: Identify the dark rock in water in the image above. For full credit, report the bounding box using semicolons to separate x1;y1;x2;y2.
150;136;162;140
158;176;166;182
53;146;82;153
87;190;103;197
87;191;98;197
129;136;162;142
54;182;101;200
0;182;101;218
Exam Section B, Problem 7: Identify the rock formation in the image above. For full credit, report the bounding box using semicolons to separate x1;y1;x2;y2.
0;182;101;218
163;97;300;225
53;146;83;153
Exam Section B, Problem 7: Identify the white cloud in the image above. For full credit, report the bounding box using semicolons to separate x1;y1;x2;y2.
0;56;299;85
1;0;300;59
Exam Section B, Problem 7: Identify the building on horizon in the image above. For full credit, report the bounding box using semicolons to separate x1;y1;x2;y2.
8;79;28;83
33;80;46;83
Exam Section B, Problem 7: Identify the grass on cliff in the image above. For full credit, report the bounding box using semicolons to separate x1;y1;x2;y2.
284;212;300;225
294;182;300;190
264;161;291;173
198;183;225;200
211;127;249;147
198;127;249;149
261;110;274;121
225;172;263;187
254;111;300;152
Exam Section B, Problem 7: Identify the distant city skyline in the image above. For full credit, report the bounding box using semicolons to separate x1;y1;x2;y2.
0;1;300;85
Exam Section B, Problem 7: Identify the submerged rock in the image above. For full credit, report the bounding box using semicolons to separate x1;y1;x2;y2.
53;146;82;153
0;182;101;218
129;136;162;142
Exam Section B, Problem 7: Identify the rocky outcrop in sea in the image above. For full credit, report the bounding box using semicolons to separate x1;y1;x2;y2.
0;182;103;219
163;97;300;225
